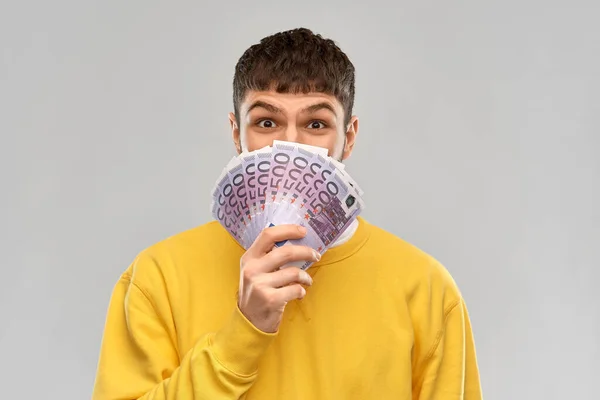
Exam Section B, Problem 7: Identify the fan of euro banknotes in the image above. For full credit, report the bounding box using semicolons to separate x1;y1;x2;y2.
210;140;365;270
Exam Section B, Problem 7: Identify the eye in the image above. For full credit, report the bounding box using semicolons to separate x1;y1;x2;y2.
307;121;326;129
257;119;277;128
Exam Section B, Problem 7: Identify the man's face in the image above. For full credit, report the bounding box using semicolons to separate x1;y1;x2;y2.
229;90;358;161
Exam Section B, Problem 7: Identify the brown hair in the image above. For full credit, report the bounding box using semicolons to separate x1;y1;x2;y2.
233;27;356;126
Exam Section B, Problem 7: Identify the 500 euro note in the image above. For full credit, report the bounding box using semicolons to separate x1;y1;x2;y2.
277;164;364;270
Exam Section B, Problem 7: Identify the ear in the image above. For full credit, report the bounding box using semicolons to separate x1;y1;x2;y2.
229;112;242;154
342;115;359;160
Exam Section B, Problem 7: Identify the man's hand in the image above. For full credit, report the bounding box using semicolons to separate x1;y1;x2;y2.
238;224;320;333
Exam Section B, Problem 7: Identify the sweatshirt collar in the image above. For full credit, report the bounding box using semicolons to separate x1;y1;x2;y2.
309;216;371;269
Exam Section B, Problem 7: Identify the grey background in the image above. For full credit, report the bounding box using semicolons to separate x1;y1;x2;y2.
1;0;599;398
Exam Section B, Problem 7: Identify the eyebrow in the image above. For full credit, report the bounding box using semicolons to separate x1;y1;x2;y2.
246;100;338;116
246;100;283;114
301;102;337;116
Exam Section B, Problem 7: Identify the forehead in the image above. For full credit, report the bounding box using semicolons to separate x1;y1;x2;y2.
241;90;342;114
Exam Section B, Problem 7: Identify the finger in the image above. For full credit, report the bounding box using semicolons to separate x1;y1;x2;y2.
247;224;308;256
267;267;313;288
254;245;319;273
274;284;307;304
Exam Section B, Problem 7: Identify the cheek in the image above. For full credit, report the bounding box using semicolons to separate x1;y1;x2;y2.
242;132;274;152
303;134;340;156
319;138;338;155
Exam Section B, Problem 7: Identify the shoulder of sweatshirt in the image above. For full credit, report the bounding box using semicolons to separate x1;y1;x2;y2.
118;220;242;290
362;222;464;307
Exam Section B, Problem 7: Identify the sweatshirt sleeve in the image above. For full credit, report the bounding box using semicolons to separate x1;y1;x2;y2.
414;299;483;400
92;276;276;400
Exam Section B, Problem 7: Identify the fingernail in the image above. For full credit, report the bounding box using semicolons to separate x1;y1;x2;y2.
313;250;321;261
302;271;313;285
297;226;307;234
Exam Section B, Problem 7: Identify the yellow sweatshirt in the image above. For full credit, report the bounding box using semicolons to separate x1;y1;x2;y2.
92;217;482;399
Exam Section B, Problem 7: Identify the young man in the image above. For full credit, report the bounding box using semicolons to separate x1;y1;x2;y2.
92;28;482;399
